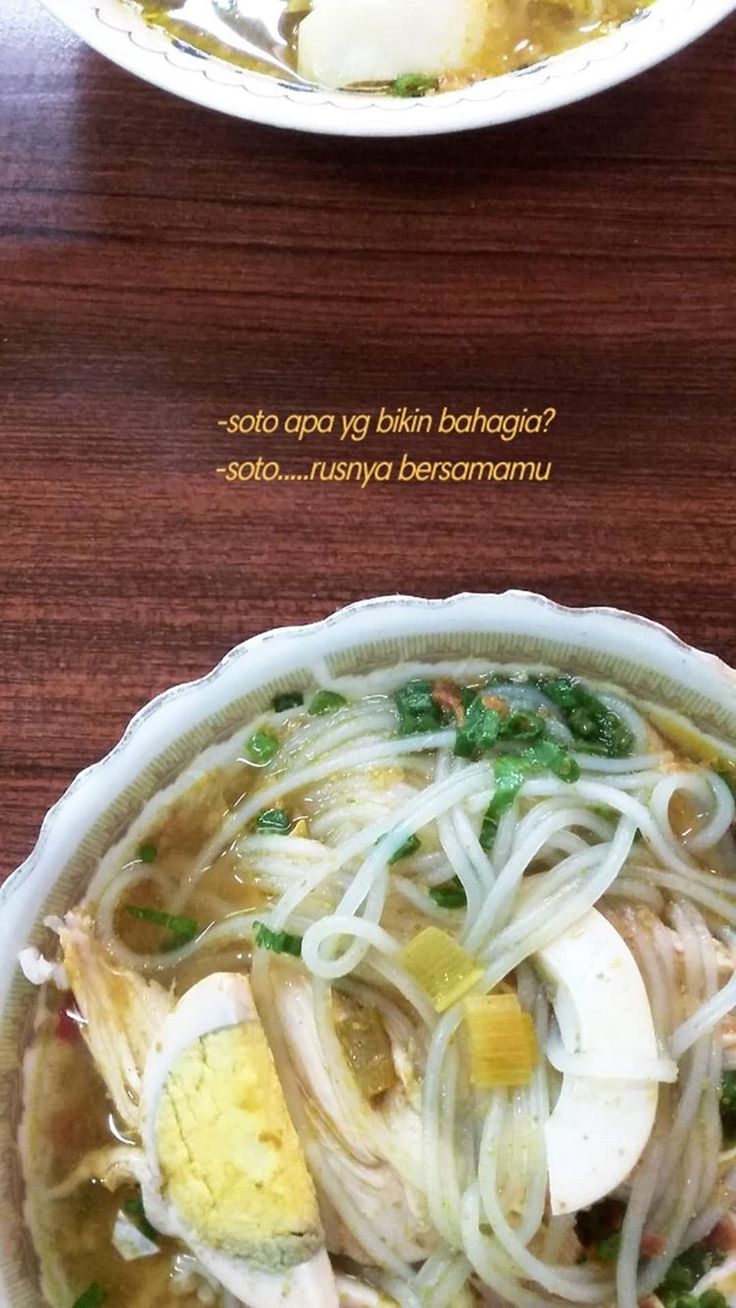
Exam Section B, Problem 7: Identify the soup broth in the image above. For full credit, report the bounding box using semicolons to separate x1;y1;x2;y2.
126;0;648;91
18;662;736;1308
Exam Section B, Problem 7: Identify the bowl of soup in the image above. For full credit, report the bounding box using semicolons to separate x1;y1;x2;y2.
42;0;734;134
3;591;736;1308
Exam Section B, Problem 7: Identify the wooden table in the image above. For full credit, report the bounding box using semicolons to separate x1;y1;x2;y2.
1;0;734;882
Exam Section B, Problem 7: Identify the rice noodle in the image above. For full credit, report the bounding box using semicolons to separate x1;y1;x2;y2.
39;661;736;1308
670;957;736;1058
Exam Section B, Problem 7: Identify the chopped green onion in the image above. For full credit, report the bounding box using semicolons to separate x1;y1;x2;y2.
481;755;532;849
394;679;449;737
429;876;467;909
254;920;303;956
256;807;292;834
720;1070;736;1136
595;1232;621;1263
138;842;157;864
656;1245;725;1308
670;1295;729;1308
388;833;421;864
390;73;439;97
523;738;580;782
125;906;198;950
245;729;279;764
123;1193;158;1243
72;1287;106;1308
479;743;578;851
500;710;546;742
308;689;348;716
272;690;304;712
532;675;634;758
454;696;501;759
698;1293;729;1308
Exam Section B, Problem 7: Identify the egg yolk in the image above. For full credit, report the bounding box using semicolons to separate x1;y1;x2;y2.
155;1023;321;1268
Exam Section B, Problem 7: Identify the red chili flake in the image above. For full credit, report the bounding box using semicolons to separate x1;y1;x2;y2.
640;1234;667;1258
55;997;83;1043
481;694;509;716
707;1214;736;1253
432;680;465;724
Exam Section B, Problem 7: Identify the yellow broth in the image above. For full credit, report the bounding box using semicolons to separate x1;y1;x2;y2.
25;999;203;1307
25;760;268;1307
127;0;648;88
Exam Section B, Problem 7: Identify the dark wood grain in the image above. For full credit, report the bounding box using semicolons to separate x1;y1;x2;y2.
1;0;735;881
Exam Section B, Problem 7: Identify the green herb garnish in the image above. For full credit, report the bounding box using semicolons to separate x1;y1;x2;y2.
574;1198;625;1256
138;842;157;864
272;690;304;712
656;1245;724;1308
123;1193;158;1243
502;709;547;741
388;833;421;864
429;876;467;909
394;679;450;737
479;755;531;850
719;1069;736;1136
698;1293;729;1308
254;921;303;956
479;742;579;851
532;675;634;758
673;1295;730;1308
455;697;502;759
256;808;292;834
71;1286;106;1308
245;729;279;764
308;689;348;716
125;905;198;950
523;737;581;782
454;697;548;760
391;73;439;97
595;1232;622;1263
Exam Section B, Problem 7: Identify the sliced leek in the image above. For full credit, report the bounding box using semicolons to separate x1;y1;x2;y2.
399;927;483;1013
464;992;537;1088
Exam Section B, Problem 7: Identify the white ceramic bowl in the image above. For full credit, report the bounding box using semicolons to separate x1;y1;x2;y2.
3;591;736;1306
43;0;735;136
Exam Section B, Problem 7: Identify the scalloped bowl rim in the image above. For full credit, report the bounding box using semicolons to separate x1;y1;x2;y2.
41;0;736;135
4;589;736;926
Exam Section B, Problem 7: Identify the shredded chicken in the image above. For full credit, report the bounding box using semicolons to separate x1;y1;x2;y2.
59;910;173;1131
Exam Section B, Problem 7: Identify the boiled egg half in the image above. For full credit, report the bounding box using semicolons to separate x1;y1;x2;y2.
297;0;487;90
137;971;339;1308
535;907;667;1215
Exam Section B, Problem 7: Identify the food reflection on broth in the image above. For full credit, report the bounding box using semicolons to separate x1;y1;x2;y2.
18;661;736;1308
126;0;648;92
